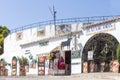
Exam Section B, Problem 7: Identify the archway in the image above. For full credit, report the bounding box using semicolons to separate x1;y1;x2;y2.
82;33;119;72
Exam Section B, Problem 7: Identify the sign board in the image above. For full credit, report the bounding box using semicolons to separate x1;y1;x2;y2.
88;51;93;60
71;50;81;59
86;23;115;35
55;24;71;35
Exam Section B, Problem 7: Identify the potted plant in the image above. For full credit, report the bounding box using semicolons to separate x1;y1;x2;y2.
116;44;120;72
18;56;28;76
0;58;8;76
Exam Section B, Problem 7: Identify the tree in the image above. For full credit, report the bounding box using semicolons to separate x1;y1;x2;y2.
0;26;10;55
18;56;28;76
116;44;120;64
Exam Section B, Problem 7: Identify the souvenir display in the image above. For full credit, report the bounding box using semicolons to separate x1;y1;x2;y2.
30;61;36;69
38;56;45;75
54;59;59;75
12;57;17;76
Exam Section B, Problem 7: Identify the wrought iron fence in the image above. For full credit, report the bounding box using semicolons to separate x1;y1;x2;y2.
10;15;120;33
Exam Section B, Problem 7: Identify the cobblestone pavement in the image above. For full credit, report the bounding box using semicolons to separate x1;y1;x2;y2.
0;73;120;80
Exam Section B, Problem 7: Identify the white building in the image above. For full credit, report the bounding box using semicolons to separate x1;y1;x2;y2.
1;16;120;76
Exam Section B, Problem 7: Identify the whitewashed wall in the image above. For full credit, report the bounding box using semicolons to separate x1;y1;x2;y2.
3;20;120;75
3;23;83;75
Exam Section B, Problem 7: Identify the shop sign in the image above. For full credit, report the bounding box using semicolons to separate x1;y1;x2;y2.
86;23;115;35
88;51;93;60
71;62;80;65
25;50;30;54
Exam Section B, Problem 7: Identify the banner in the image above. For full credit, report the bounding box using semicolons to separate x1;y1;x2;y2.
88;51;93;60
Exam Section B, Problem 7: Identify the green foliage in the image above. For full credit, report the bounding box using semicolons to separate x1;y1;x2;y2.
0;34;4;45
100;49;106;57
116;44;120;63
18;56;28;65
100;46;107;62
0;26;9;55
0;58;7;66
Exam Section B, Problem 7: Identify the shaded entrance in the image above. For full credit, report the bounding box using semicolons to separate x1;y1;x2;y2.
65;50;71;75
82;33;119;72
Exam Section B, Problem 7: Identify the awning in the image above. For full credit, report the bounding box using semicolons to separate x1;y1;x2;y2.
50;46;61;52
37;45;61;56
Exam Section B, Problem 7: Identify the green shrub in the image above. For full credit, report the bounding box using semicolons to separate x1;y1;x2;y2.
116;44;120;63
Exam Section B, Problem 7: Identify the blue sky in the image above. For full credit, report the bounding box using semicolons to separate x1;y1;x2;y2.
0;0;120;30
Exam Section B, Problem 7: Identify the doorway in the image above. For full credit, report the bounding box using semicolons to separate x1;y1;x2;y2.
65;50;71;75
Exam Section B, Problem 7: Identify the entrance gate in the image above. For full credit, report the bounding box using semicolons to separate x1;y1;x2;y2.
82;33;119;72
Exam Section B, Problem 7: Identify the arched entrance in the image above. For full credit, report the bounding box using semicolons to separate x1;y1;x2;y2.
82;33;119;72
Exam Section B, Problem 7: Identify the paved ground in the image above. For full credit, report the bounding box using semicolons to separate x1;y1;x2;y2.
0;73;120;80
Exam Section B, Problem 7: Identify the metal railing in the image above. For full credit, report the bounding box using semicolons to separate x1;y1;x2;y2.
10;15;120;33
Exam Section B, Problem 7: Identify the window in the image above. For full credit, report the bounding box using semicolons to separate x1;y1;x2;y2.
39;41;49;47
37;27;45;37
